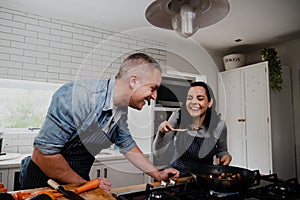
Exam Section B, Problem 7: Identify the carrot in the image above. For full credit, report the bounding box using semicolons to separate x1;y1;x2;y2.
0;187;8;192
73;179;100;194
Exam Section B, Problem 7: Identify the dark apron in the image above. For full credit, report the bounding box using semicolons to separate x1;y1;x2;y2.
20;80;115;189
170;133;217;177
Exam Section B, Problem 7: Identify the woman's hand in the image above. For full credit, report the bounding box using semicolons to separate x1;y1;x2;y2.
158;121;174;133
216;154;232;166
98;177;111;192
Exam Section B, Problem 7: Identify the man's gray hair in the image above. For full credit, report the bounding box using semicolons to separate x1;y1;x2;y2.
116;53;162;79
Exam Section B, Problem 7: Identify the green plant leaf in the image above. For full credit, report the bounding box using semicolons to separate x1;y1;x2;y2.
261;48;282;92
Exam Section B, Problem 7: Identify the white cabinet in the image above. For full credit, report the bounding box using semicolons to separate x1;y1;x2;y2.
218;62;296;179
0;168;20;191
90;159;146;189
0;169;8;187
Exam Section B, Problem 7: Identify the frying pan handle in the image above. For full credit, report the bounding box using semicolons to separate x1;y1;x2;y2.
250;170;261;187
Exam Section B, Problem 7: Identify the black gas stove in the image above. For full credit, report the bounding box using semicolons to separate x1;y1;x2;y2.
116;173;300;200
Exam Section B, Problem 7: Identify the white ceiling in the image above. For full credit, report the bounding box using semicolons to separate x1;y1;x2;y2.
2;0;300;54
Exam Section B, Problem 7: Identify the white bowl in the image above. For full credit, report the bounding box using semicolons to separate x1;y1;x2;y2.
223;54;246;70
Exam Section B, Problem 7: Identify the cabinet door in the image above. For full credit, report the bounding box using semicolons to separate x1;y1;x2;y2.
243;64;272;174
90;159;146;189
89;163;103;180
0;169;8;188
219;69;246;168
102;160;145;189
8;168;21;191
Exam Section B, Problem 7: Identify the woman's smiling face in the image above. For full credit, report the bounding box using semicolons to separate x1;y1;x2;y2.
186;86;213;118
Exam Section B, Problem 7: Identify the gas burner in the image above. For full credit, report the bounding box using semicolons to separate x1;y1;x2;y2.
209;190;240;198
116;173;300;200
146;191;167;200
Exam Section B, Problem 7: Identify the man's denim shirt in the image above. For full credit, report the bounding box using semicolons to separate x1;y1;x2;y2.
34;77;136;155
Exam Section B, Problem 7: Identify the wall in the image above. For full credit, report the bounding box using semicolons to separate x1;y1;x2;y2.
246;39;300;180
0;6;167;83
0;6;167;153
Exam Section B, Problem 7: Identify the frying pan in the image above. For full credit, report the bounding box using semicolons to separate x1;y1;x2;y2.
190;165;260;192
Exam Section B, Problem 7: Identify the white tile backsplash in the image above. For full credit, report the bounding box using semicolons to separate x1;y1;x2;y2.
0;130;38;154
0;5;167;154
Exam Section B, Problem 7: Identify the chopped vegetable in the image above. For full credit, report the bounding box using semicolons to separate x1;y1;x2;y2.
74;179;100;194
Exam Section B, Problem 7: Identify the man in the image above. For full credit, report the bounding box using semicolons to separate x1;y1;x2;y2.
20;53;179;191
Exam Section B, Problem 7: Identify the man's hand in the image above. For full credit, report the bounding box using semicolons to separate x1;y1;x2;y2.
157;168;180;181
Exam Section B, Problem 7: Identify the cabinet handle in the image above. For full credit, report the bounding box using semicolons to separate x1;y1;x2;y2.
104;168;107;178
97;169;101;178
238;118;246;122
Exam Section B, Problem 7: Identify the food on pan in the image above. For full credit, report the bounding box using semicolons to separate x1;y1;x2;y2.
201;172;242;180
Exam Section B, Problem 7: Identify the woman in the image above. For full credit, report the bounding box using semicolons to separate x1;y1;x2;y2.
153;81;232;177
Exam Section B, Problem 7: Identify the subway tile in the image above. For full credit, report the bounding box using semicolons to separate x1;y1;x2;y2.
25;37;49;46
73;33;93;42
13;15;38;25
0;24;12;33
37;45;60;54
10;54;36;63
11;41;36;51
26;24;50;34
50;41;72;50
23;63;47;71
39;20;61;30
24;50;49;58
0;18;25;29
38;32;61;42
0;32;24;42
50;29;72;38
19;146;34;154
37;58;60;66
8;68;35;76
12;28;37;38
49;53;71;62
62;25;82;34
0;60;23;68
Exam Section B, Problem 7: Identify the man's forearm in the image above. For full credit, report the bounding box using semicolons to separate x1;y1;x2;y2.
31;148;86;184
124;145;161;180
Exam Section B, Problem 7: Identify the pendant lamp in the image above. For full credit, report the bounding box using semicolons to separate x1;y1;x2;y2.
145;0;230;38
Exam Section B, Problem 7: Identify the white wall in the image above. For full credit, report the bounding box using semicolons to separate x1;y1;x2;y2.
246;39;300;180
127;28;220;98
0;5;168;154
0;6;167;83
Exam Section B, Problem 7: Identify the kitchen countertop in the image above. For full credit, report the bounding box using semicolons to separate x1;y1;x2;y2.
0;153;30;169
0;149;150;169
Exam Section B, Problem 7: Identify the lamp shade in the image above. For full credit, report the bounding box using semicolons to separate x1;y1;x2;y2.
145;0;230;38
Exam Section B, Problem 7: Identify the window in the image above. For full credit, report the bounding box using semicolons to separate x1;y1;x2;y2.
0;79;62;129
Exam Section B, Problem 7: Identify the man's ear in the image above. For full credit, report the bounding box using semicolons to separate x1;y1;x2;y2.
129;75;137;88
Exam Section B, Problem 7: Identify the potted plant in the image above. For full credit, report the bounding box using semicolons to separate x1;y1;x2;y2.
261;48;283;92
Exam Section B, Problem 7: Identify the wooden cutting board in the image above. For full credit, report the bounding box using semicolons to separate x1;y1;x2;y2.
10;184;116;200
59;184;116;200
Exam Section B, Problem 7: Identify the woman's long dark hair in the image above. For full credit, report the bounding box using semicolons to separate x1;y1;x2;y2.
179;81;221;130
